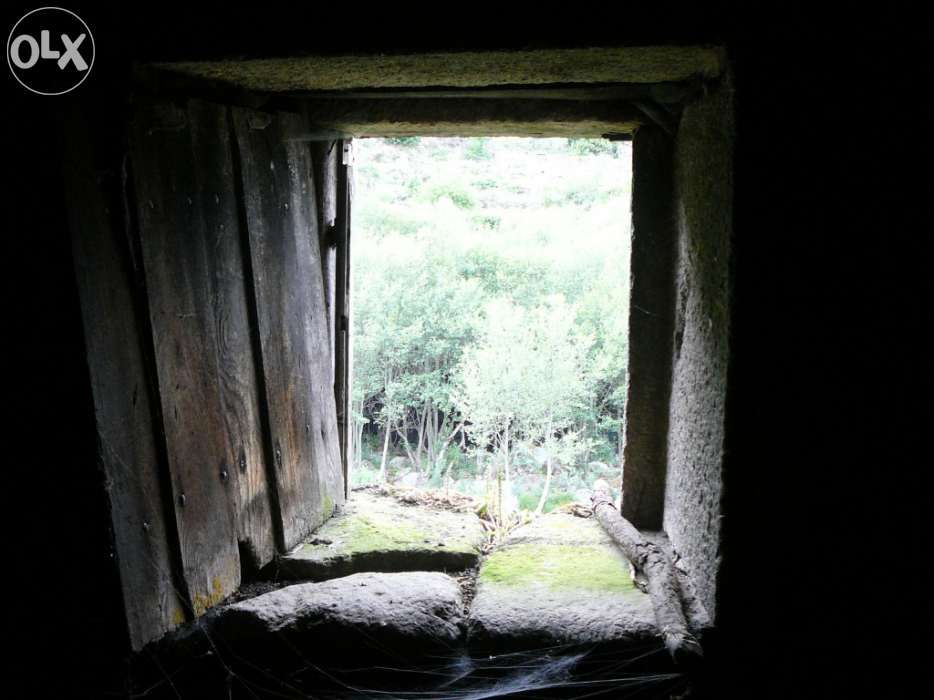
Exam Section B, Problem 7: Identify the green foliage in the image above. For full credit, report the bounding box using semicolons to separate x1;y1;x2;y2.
464;137;493;160
472;214;501;230
424;180;475;209
453;296;592;457
350;137;632;507
385;136;421;147
566;138;619;157
517;489;574;513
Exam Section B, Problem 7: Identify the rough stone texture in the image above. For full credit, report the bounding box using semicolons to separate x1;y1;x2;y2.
468;514;657;650
211;572;464;660
156;46;724;92
302;97;643;138
279;491;485;580
663;76;734;621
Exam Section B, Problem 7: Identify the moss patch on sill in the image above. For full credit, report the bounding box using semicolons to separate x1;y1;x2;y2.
479;543;638;594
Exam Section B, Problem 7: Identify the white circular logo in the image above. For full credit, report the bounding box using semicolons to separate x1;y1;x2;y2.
7;7;94;95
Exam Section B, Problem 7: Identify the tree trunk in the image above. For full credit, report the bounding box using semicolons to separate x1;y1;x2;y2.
438;421;463;460
415;404;428;473
591;479;702;663
430;407;440;469
378;419;392;482
535;455;553;515
353;398;365;470
503;419;511;484
398;414;421;473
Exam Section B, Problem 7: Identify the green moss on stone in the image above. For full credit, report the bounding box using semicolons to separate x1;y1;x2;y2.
298;512;436;559
292;492;483;563
509;514;610;545
479;544;637;594
341;514;429;552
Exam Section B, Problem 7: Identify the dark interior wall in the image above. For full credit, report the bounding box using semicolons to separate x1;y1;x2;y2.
6;10;921;695
663;77;734;620
8;92;130;695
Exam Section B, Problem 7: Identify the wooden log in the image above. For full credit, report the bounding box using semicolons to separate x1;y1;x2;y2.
591;480;702;662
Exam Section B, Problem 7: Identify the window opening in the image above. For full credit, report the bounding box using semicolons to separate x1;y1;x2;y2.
348;136;633;524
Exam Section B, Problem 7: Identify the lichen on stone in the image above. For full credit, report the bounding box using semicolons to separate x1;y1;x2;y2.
479;543;637;594
334;513;431;554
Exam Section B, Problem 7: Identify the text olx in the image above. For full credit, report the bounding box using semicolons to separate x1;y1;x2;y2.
10;30;88;71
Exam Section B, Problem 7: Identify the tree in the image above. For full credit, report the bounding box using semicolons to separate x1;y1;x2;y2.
351;236;483;480
453;296;592;518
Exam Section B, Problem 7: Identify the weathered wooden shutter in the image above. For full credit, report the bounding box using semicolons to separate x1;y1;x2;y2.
232;107;344;550
69;97;344;649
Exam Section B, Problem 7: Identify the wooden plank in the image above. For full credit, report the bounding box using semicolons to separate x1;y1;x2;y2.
309;140;338;371
65;109;186;650
198;103;276;571
334;140;353;495
130;99;241;614
621;124;677;530
233;107;345;549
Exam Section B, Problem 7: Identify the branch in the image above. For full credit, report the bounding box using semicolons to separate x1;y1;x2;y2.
591;479;703;663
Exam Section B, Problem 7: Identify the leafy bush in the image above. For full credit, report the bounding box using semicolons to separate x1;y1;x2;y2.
472;214;501;230
385;136;421;147
464;138;493;161
516;487;575;513
566;138;619;157
425;181;475;209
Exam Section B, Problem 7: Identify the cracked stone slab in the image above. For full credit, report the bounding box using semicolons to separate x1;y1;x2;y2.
468;514;658;650
279;491;485;581
211;571;465;662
